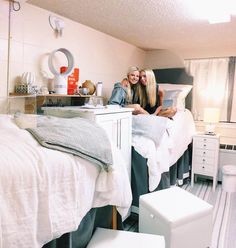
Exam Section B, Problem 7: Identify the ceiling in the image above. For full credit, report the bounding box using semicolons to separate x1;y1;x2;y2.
27;0;236;52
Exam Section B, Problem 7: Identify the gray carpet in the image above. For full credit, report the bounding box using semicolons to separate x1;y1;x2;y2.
124;180;236;248
182;180;236;248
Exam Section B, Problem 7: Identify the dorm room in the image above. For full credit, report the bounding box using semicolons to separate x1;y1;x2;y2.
1;0;236;248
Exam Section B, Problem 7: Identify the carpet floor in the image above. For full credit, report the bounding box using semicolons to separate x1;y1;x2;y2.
124;180;236;248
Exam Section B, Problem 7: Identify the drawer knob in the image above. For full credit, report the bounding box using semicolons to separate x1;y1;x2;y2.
204;144;206;147
202;166;205;169
203;152;206;155
203;159;205;162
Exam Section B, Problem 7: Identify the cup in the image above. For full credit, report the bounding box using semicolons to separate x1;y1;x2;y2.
82;87;89;95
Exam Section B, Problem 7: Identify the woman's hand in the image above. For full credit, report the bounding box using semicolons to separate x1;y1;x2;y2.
153;106;162;115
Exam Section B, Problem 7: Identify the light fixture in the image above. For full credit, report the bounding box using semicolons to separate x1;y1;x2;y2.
203;108;220;135
185;0;236;24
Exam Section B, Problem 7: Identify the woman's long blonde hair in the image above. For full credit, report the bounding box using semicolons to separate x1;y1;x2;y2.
139;69;157;108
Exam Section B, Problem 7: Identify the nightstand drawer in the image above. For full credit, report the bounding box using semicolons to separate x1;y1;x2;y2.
194;164;214;174
193;138;217;150
194;148;215;158
193;155;214;166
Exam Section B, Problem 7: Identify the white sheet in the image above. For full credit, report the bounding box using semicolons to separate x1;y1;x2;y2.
132;109;196;191
0;115;132;248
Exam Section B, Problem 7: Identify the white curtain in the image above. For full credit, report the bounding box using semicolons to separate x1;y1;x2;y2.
184;58;229;121
230;66;236;122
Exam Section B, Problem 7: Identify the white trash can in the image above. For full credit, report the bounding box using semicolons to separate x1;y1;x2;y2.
222;165;236;193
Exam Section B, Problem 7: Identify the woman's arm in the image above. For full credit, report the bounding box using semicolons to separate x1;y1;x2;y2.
158;86;164;107
108;86;126;106
126;104;149;115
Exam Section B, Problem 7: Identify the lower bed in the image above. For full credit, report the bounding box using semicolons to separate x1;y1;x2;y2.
0;115;132;248
131;109;195;209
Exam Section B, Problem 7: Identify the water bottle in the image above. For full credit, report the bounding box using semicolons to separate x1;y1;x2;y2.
96;82;103;96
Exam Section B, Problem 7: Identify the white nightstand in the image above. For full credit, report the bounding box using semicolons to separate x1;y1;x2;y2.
191;133;220;191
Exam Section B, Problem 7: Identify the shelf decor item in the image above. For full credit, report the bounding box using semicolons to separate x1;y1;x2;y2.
82;80;96;95
48;48;74;95
21;72;36;85
15;84;32;94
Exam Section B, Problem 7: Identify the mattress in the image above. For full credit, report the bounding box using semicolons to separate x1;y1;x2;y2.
0;115;132;248
132;109;196;191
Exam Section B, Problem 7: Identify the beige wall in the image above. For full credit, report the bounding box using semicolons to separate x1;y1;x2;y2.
1;0;146;111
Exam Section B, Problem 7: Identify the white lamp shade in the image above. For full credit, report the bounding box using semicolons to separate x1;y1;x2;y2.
203;108;220;123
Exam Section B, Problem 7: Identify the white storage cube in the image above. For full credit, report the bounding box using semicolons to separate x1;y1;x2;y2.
139;187;213;248
87;227;165;248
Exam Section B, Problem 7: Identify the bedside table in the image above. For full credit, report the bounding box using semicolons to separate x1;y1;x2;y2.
191;133;220;191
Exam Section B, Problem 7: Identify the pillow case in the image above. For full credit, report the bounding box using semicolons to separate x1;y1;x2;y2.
14;113;38;129
159;84;192;110
162;89;182;109
0;114;19;129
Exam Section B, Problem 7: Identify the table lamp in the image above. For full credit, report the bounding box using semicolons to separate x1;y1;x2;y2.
203;107;220;135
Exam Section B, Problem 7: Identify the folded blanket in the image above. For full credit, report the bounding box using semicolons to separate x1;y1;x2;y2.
132;115;168;147
27;115;113;171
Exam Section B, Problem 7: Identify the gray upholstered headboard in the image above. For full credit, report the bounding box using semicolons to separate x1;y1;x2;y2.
153;68;193;110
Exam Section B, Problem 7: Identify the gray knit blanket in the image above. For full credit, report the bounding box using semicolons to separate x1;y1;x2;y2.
132;115;168;146
27;115;113;171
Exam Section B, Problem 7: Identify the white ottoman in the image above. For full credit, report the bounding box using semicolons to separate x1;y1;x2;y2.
139;187;213;248
87;227;165;248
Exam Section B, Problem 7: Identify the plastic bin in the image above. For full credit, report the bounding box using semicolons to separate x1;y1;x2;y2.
222;165;236;193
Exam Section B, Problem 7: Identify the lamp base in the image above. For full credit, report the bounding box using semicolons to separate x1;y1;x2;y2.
205;123;216;135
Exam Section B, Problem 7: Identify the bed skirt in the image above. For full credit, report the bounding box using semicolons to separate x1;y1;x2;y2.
131;144;192;207
43;206;123;248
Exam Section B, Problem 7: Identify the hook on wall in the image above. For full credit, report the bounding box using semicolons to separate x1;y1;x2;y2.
49;15;65;37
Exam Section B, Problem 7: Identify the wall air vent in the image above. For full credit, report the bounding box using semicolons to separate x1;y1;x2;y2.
220;144;236;151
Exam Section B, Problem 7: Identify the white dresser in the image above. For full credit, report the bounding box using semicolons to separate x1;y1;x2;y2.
42;106;133;180
191;133;220;191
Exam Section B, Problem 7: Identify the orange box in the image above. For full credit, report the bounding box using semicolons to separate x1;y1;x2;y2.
60;67;79;95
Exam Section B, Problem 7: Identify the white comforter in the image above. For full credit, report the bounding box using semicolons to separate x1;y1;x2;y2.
132;109;196;191
0;115;132;248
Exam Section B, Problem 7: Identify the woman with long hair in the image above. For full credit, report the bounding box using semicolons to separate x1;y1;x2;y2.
138;69;176;117
108;66;147;114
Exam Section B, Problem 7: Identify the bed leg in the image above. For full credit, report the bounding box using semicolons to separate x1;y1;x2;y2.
112;206;117;230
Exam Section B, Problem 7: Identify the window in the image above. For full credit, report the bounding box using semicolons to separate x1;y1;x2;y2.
184;57;236;122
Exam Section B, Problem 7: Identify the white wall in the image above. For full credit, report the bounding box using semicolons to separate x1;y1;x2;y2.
0;0;9;112
1;0;146;111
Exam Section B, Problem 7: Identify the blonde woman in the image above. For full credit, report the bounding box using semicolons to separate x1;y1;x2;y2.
108;66;146;114
138;69;176;117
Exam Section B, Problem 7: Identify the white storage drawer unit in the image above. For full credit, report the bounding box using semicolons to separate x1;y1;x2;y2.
139;187;213;248
191;134;220;191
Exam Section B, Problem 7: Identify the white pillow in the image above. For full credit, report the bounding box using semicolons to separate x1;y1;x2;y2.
0;114;19;129
14;113;38;129
159;84;192;110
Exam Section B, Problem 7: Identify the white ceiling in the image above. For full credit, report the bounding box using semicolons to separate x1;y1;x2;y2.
27;0;236;52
